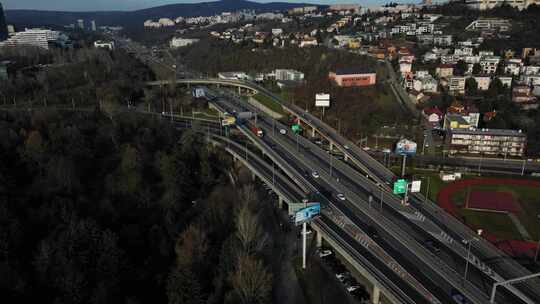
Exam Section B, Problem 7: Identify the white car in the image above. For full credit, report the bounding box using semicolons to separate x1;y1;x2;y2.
279;129;287;135
312;171;320;178
344;145;350;150
382;148;391;153
318;249;333;258
336;193;346;201
346;285;360;292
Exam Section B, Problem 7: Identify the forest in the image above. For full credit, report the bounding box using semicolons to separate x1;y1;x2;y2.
0;109;281;304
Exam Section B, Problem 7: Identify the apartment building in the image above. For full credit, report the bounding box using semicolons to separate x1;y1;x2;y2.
448;76;466;95
479;56;501;74
466;0;538;10
274;69;304;81
447;128;527;157
0;28;67;50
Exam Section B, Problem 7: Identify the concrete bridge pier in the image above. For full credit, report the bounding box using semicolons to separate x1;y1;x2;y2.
316;231;323;248
278;196;284;209
311;127;317;138
372;285;381;304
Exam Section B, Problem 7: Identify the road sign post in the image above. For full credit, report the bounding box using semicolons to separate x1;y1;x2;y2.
295;203;321;270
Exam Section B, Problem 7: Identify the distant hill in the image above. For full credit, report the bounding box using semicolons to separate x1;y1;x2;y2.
5;0;321;28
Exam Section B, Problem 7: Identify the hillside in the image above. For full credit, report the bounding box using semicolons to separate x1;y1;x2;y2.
5;0;320;28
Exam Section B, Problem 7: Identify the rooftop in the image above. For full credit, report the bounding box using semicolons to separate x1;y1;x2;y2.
333;67;376;75
450;128;526;137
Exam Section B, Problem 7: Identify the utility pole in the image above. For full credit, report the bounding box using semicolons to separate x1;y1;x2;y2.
401;154;407;177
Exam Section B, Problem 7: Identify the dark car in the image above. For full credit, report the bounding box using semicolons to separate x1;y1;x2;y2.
365;226;379;239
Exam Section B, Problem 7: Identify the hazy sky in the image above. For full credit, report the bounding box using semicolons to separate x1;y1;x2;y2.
2;0;402;11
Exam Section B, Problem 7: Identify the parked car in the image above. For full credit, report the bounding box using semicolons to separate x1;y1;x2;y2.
344;145;350;150
280;128;287;135
312;171;320;178
335;272;350;282
336;193;346;201
424;239;441;254
317;249;333;258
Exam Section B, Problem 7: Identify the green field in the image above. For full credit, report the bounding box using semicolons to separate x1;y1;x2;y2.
459;209;522;240
449;183;540;240
252;93;286;115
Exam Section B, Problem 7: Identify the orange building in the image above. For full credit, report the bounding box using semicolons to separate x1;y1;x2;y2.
329;68;377;87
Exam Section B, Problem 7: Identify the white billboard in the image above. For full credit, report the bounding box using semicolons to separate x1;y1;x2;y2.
315;93;330;107
410;180;422;193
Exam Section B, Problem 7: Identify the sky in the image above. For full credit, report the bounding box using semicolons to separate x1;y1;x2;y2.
1;0;400;11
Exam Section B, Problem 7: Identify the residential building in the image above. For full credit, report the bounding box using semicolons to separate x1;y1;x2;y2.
0;28;68;50
218;71;249;80
505;58;523;76
329;68;377;87
423;106;443;126
90;20;97;32
170;37;199;48
271;28;283;36
434;35;453;46
448;76;466;95
447;128;526;157
512;85;538;109
94;40;114;50
443;114;471;130
413;74;438;93
465;18;511;31
299;37;318;47
435;64;453;78
497;76;513;88
77;19;84;30
466;0;537;11
274;69;304;81
473;76;492;91
479;56;501;74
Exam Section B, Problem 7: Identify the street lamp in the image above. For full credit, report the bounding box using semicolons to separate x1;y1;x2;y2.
534;215;540;263
463;229;483;284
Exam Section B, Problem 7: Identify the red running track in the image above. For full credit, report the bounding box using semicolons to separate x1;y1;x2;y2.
436;178;540;258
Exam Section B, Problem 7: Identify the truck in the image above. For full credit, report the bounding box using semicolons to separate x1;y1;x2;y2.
221;116;236;127
236;111;255;121
251;126;264;138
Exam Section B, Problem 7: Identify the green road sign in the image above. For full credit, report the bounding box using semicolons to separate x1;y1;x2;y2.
393;179;407;194
292;124;302;133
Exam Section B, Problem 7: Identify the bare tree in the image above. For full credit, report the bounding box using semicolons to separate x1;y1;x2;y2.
231;254;272;304
235;186;269;254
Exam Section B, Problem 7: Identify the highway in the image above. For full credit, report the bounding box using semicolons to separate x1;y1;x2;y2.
145;78;540;303
210;93;525;303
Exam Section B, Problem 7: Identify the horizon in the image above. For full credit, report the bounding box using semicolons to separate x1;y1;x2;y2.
2;0;414;12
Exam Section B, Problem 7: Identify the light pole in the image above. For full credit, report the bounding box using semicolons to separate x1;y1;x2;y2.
463;229;482;284
534;215;540;263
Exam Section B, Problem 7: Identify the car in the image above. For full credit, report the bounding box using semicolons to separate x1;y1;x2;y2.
425;239;441;254
362;147;371;151
279;129;287;135
382;148;391;153
344;145;350;150
336;193;346;201
335;272;350;282
312;171;320;178
317;249;333;258
346;285;361;292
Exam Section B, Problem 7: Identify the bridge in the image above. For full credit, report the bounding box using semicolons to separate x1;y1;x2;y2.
146;79;540;303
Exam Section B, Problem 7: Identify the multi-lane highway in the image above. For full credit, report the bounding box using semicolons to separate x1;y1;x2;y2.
210;91;534;304
144;78;540;303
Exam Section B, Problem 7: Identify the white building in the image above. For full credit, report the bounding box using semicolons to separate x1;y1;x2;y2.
272;28;283;36
94;40;114;50
473;76;492;91
170;37;199;48
465;18;511;31
480;56;501;74
448;76;466;95
505;59;523;76
158;18;175;27
274;69;304;81
0;28;66;50
466;0;539;11
218;71;249;80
